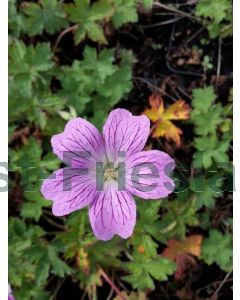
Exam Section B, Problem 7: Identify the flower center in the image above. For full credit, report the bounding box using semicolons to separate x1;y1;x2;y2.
103;163;118;182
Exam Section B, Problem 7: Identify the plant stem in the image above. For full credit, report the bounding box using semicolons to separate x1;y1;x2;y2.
54;25;78;50
99;268;127;300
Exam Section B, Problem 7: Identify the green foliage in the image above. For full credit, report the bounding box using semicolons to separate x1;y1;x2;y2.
201;230;233;272
111;0;138;28
189;84;233;273
142;0;154;9
191;87;223;135
14;283;50;300
135;199;164;242
9;41;53;98
194;135;229;169
191;86;231;169
8;40;66;130
58;46;134;128
190;175;222;209
9;218;72;299
196;0;232;38
160;194;199;240
9;0;25;37
125;200;177;290
124;253;175;290
9;218;42;287
196;0;230;23
63;0;155;43
192;86;216;113
22;0;68;35
193;105;223;136
64;0;114;44
10;137;60;220
111;0;154;28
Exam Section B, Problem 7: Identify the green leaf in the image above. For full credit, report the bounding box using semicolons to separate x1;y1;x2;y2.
146;256;176;281
142;0;154;9
89;0;115;21
41;115;66;136
9;41;53;98
64;0;114;44
191;86;231;169
9;0;25;37
82;47;116;83
9;218;45;287
22;0;68;35
190;175;222;209
134;199;165;242
48;246;72;277
124;270;155;290
21;191;51;221
58;110;73;121
87;22;107;44
88;239;125;269
196;0;231;23
15;283;50;300
10;136;60;220
160;193;199;240
194;135;229;169
111;0;138;28
192;104;223;136
35;255;50;287
196;0;232;38
124;253;175;290
97;64;132;103
201;230;232;271
192;86;216;114
132;234;158;257
10;137;42;171
58;46;133;118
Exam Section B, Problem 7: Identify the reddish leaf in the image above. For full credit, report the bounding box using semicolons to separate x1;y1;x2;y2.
162;235;203;280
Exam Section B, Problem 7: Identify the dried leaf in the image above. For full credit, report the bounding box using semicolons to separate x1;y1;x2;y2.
149;94;164;112
76;248;90;274
144;94;191;145
162;235;203;280
162;235;203;260
152;120;182;145
174;254;196;280
164;100;191;120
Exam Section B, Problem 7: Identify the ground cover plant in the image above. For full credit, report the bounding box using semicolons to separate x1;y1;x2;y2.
9;0;233;299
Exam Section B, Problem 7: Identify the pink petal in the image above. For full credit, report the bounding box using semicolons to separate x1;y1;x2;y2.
89;181;136;241
103;108;150;161
41;168;96;216
51;118;106;167
126;150;175;199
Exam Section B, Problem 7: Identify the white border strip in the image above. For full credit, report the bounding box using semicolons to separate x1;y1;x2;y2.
0;0;8;299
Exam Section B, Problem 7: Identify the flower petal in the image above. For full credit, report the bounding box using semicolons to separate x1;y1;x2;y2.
89;181;136;241
126;150;175;199
103;108;150;161
51;118;106;166
41;168;96;216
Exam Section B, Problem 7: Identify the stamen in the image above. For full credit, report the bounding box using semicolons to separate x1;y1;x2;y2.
103;164;118;181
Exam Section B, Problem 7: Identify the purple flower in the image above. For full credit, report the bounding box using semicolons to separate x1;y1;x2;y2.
41;109;175;240
8;285;15;300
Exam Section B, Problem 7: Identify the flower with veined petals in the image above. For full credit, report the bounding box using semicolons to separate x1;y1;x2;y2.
41;109;175;241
